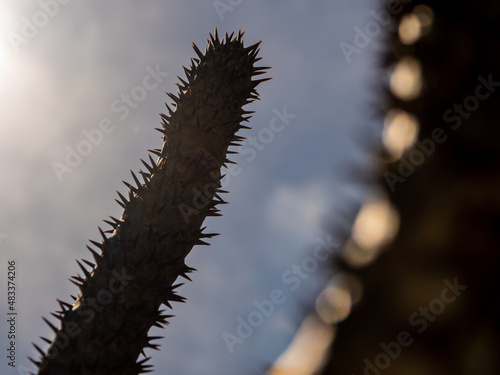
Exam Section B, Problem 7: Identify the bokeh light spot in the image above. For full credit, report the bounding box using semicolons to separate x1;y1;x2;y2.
399;13;422;45
390;57;422;101
383;109;419;159
352;198;400;252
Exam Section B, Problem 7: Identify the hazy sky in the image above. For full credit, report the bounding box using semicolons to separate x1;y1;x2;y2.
0;1;383;374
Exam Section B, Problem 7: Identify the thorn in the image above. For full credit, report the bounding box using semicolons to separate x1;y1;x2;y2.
254;66;272;72
167;92;178;103
28;356;42;368
171;283;184;291
213;195;228;204
245;41;261;53
89;240;102;249
42;317;58;334
87;245;101;264
138;170;149;184
251;77;273;86
32;343;45;356
148;149;162;157
210;28;219;46
76;260;91;278
110;216;121;224
160;112;170;123
117;191;128;205
50;312;62;321
195;239;211;246
71;273;84;282
184;265;197;273
190;57;198;69
200;232;220;239
137;357;153;373
176;83;186;93
140;158;155;174
128;171;142;189
146;336;163;351
179;272;192;282
251;70;268;76
152;322;165;329
183;66;192;79
115;199;126;209
137;356;152;364
177;76;189;89
40;336;51;344
98;227;108;243
69;279;83;288
192;43;204;59
148;154;157;170
121;181;135;193
57;299;72;310
207;209;223;217
82;259;94;268
165;102;174;116
238;29;245;40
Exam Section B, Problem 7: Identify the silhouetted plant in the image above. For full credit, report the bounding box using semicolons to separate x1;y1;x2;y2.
31;29;270;375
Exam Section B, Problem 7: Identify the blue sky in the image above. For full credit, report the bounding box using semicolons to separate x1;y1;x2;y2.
0;1;384;374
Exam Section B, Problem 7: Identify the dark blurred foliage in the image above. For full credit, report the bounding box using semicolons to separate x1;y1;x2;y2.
318;1;500;374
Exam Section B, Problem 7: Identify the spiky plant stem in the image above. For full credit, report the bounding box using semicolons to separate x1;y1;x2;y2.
32;29;270;375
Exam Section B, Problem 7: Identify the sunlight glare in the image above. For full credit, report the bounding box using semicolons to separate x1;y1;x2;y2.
0;6;17;87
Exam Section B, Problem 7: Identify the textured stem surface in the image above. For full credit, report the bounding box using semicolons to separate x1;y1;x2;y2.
33;29;270;375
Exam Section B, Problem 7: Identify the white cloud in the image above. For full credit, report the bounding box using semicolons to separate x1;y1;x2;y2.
265;181;331;243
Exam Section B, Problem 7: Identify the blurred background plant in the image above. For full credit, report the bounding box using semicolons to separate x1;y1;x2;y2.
269;1;500;374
